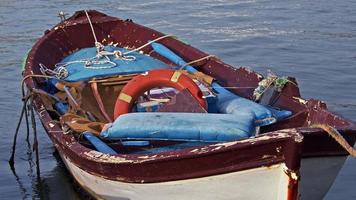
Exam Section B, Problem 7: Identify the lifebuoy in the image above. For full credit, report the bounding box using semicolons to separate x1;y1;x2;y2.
114;69;207;119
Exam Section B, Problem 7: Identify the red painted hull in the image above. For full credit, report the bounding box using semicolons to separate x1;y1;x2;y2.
23;10;356;199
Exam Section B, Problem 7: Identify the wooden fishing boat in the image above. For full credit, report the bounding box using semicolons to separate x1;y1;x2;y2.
22;10;356;199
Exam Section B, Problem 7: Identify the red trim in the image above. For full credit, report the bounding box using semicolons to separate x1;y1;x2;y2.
287;179;299;200
287;174;299;200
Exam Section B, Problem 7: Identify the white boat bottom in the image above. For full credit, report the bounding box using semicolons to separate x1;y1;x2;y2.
60;155;291;200
299;156;347;200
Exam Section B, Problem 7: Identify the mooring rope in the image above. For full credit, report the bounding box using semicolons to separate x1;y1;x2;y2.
9;90;43;180
123;34;173;55
84;9;174;56
9;93;32;166
24;102;30;141
55;10;127;70
29;95;41;177
10;74;63;168
310;124;356;157
84;10;99;49
179;55;216;70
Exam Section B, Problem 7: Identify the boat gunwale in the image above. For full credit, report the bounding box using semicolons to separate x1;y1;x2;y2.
30;92;304;183
23;10;356;184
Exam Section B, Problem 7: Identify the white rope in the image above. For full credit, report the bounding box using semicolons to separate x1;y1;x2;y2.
40;63;69;79
54;54;117;70
178;55;216;70
40;63;57;76
84;10;99;48
49;10;118;70
53;34;174;73
208;86;256;89
123;34;173;55
97;50;136;61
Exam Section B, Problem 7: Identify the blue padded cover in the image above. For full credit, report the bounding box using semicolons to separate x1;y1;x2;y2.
215;90;292;126
268;107;293;121
59;46;169;82
101;112;256;142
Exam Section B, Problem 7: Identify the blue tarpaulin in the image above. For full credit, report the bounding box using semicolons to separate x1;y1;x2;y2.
58;46;170;82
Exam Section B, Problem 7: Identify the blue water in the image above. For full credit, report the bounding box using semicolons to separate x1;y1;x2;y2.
0;0;355;199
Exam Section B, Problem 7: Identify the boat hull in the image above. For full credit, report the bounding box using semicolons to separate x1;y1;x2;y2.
59;153;347;200
60;154;292;200
23;10;356;200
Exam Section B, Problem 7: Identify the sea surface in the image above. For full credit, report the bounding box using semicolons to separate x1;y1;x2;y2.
0;0;356;199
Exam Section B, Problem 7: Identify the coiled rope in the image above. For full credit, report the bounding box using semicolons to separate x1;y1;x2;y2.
123;34;173;55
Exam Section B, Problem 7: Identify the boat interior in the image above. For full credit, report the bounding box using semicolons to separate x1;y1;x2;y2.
26;10;355;156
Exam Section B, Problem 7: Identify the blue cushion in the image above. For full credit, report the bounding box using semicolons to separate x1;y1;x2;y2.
215;86;292;126
101;112;256;142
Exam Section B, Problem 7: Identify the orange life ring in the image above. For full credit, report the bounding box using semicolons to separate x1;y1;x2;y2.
114;69;207;119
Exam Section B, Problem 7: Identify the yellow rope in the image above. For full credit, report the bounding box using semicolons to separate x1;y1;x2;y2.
310;124;356;157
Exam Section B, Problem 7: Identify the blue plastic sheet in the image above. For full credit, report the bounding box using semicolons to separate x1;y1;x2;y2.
58;46;170;82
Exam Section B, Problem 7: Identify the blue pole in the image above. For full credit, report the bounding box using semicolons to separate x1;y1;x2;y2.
83;131;118;154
